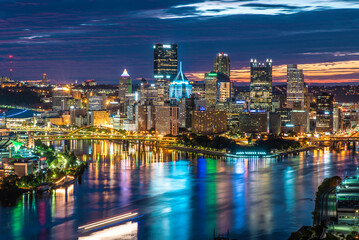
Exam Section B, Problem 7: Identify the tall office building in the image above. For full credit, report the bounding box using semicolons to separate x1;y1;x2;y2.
119;69;132;114
169;62;192;101
154;43;178;82
287;64;305;110
316;93;334;133
249;59;273;112
119;69;132;102
214;53;230;77
87;93;107;111
154;43;178;103
42;73;48;84
205;71;231;107
52;87;72;111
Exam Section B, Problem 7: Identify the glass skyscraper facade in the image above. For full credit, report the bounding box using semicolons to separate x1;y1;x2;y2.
287;64;305;110
249;59;273;112
153;43;178;103
153;43;178;84
205;71;230;107
214;53;230;77
316;93;333;133
169;62;192;101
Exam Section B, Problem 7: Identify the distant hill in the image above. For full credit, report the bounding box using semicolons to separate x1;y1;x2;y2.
0;88;41;107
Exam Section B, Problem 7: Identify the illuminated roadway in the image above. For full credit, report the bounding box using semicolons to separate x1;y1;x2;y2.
34;134;177;143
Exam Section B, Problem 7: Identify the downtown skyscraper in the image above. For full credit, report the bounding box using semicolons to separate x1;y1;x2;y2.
249;59;273;112
42;73;48;84
287;64;305;110
154;43;178;104
119;69;132;114
204;71;230;107
169;62;192;101
119;69;132;102
153;43;178;82
316;93;334;133
214;53;230;77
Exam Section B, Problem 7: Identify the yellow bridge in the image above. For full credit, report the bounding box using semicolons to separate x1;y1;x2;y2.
32;126;177;143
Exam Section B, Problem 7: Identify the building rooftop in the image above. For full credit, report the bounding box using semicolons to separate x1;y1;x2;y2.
121;69;130;77
172;62;189;83
5;109;39;119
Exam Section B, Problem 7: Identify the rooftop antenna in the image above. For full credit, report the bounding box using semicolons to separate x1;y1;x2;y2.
9;55;13;80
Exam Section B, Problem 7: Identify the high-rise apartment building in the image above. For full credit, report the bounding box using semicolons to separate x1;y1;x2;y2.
137;105;155;132
316;93;334;133
214;53;230;77
287;64;305;110
155;106;178;136
154;43;178;103
205;71;231;107
191;109;227;135
119;69;132;102
250;59;273;112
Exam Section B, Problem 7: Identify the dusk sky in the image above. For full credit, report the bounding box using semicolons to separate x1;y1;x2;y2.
1;0;359;85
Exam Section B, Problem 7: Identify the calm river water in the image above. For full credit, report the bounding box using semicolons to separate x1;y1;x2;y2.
1;140;359;240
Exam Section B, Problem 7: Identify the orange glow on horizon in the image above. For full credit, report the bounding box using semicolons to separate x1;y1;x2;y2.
185;60;359;84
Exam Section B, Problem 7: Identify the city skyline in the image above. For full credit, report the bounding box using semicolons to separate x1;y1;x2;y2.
3;1;359;240
1;0;359;84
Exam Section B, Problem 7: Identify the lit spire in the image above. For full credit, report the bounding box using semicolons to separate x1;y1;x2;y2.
173;61;188;82
121;69;130;77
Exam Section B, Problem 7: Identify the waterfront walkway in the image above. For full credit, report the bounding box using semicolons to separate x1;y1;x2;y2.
165;145;320;159
165;145;227;157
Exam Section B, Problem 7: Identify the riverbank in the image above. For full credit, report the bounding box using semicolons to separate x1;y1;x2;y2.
164;144;320;158
0;162;88;206
0;140;88;206
165;145;228;157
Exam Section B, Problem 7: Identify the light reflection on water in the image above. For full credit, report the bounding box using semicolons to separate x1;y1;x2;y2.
0;140;358;240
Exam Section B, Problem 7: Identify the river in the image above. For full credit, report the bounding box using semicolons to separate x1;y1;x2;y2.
0;140;358;240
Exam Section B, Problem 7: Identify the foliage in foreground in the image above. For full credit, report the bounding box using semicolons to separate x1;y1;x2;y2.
255;138;301;152
0;140;88;205
177;134;301;153
289;226;359;240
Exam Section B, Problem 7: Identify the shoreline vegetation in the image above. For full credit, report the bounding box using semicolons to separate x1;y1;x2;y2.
176;134;301;154
0;140;88;206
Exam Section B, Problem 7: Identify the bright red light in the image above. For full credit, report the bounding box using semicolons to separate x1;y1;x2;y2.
9;55;13;58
